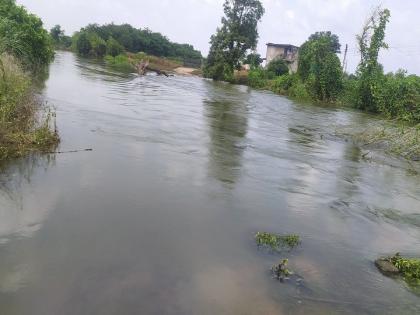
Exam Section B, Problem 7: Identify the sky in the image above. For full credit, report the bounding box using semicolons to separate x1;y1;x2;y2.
16;0;420;74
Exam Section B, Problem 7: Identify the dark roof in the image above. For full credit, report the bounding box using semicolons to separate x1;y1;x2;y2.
266;43;299;48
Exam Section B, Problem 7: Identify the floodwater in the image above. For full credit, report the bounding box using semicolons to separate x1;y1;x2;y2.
0;52;419;314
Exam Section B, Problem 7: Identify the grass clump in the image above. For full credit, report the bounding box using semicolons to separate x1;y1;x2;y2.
0;53;59;162
352;123;420;161
255;232;300;251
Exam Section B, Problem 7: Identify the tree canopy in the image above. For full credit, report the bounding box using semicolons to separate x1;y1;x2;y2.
298;32;343;101
204;0;265;81
72;23;202;66
308;31;341;53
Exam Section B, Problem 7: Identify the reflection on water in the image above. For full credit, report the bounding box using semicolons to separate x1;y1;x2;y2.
205;90;249;185
0;154;56;241
0;52;420;315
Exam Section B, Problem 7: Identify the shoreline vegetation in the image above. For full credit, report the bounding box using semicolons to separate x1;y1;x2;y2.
65;23;203;75
0;0;59;164
201;2;419;162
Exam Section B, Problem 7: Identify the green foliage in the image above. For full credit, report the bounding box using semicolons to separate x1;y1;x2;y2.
298;32;343;101
244;53;263;69
266;58;289;77
255;232;300;251
50;25;64;43
0;0;54;68
376;71;420;122
247;68;270;88
389;253;420;286
204;0;265;81
88;33;107;57
50;25;72;50
75;32;92;56
106;37;125;57
104;54;134;72
71;23;202;65
355;7;391;111
0;53;59;161
308;31;341;53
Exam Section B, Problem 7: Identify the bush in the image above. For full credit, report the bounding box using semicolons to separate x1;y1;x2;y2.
271;74;311;100
75;33;91;56
247;68;269;88
89;33;107;57
0;53;58;160
0;0;54;68
106;37;124;57
376;71;420;122
104;54;134;72
266;58;289;77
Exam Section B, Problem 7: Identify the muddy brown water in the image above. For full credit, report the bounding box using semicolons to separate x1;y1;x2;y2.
0;52;419;314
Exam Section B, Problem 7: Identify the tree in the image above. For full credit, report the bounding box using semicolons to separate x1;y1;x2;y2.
50;25;64;43
266;58;289;77
89;33;106;57
244;52;263;68
298;32;343;101
75;32;92;56
308;31;341;53
106;37;124;57
204;0;265;81
355;7;391;111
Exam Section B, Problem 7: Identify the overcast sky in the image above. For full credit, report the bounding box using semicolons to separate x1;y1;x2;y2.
17;0;420;74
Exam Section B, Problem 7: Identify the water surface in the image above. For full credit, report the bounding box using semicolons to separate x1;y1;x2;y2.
0;52;419;314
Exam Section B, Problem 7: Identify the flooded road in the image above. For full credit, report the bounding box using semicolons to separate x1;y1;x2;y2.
0;52;419;314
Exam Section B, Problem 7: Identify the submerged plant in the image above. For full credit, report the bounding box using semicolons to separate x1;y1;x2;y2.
272;259;293;282
255;232;300;251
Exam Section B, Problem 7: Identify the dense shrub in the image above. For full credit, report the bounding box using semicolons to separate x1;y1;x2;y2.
104;54;133;72
376;71;420;122
266;58;289;77
247;68;269;88
106;37;125;57
75;33;92;56
0;0;54;68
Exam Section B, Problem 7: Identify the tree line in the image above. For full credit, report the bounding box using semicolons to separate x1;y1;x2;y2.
58;23;203;67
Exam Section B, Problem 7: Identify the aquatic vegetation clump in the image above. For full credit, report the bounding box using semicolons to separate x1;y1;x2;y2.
389;253;420;285
272;259;293;282
255;232;300;251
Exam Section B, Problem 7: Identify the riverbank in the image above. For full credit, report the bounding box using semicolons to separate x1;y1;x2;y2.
104;52;201;76
235;70;420;162
0;54;59;164
0;0;59;165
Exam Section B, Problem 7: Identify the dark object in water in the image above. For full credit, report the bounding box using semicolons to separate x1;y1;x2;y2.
375;258;400;276
272;259;292;282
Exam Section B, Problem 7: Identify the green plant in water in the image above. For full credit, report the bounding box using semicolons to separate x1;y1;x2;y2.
272;259;293;281
255;232;300;251
389;253;420;286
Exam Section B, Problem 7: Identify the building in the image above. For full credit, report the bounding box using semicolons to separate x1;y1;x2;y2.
265;43;299;73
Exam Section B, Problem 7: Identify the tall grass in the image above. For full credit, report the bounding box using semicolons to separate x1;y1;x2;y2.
0;52;59;162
